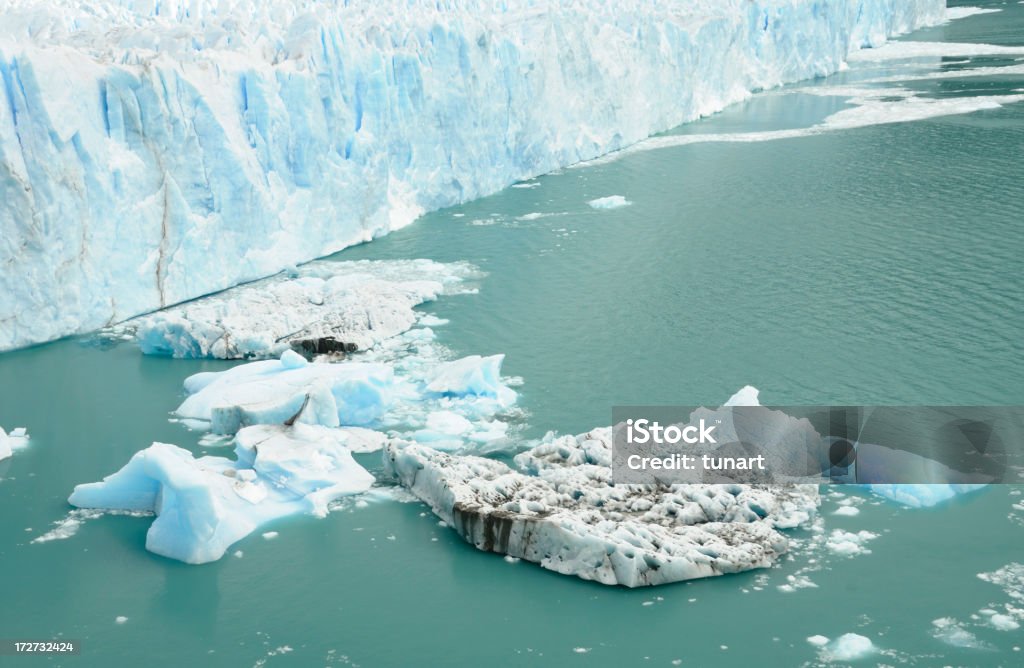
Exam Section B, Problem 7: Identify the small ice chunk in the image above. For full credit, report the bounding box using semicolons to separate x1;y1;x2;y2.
826;529;878;556
806;635;829;647
824;633;875;661
262;531;279;540
833;505;860;517
990;613;1020;631
115;616;128;624
587;195;631;210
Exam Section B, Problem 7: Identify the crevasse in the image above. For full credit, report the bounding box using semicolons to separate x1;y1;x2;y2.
0;0;946;350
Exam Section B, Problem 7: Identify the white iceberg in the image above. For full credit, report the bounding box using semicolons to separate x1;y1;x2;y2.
863;483;987;508
587;196;632;210
384;427;818;587
0;426;30;461
425;354;517;407
176;350;395;434
0;0;945;351
68;424;374;563
822;633;877;662
129;259;477;359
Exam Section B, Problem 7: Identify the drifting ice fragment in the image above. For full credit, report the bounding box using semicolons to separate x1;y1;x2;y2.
176;351;395;434
385;428;818;587
68;424;374;563
587;195;632;210
129;260;476;359
0;426;30;461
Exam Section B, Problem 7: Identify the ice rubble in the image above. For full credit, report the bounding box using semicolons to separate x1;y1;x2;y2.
384;428;820;587
176;349;397;433
69;424;375;563
0;0;946;350
69;345;519;562
175;347;517;439
0;426;29;461
128;259;479;359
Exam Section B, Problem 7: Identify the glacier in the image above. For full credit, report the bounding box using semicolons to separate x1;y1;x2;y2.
384;428;820;587
0;0;946;350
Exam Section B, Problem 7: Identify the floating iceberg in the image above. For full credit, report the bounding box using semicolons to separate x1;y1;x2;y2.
863;483;987;508
0;0;945;350
0;426;29;461
128;259;478;359
68;424;374;563
176;350;395;434
174;348;518;443
385;427;818;587
587;196;632;210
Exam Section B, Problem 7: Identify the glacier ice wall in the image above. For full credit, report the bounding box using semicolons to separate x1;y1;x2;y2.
0;0;945;350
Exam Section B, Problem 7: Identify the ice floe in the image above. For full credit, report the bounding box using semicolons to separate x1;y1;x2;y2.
819;633;877;662
863;483;986;508
848;41;1024;62
587;196;632;210
384;426;819;587
825;529;878;557
930;617;993;650
176;350;395;434
0;426;30;461
175;345;518;444
68;424;375;563
944;7;1003;22
126;259;479;359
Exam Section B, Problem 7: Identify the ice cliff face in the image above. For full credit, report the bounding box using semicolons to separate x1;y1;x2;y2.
0;0;946;350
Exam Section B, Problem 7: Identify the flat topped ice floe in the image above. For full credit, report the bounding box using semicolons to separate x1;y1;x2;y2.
128;259;479;359
385;428;820;587
68;424;375;563
0;0;946;350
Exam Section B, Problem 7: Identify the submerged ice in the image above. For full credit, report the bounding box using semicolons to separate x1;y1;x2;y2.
0;0;945;350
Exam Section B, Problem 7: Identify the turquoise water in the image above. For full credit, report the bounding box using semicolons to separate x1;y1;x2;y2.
2;4;1024;666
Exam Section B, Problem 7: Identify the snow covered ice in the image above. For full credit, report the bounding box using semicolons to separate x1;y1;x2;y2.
864;483;987;508
68;424;375;563
0;426;29;461
0;0;946;350
127;259;479;359
385;427;819;587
